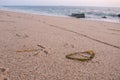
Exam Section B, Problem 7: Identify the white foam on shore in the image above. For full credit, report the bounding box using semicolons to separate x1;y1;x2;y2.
84;18;120;23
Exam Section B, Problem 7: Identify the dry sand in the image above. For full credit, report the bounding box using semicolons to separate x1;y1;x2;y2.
0;10;120;80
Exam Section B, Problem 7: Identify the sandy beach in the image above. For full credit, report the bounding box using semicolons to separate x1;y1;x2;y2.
0;10;120;80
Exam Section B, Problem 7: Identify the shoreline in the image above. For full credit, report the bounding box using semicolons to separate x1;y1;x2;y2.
0;8;120;24
0;9;120;80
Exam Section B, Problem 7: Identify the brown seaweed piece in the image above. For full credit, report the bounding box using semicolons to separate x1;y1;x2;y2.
66;50;95;62
16;49;39;52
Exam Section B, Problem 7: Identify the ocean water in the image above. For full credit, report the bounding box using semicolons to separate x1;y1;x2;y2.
0;6;120;23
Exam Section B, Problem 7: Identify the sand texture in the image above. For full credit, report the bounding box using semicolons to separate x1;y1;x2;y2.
0;10;120;80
